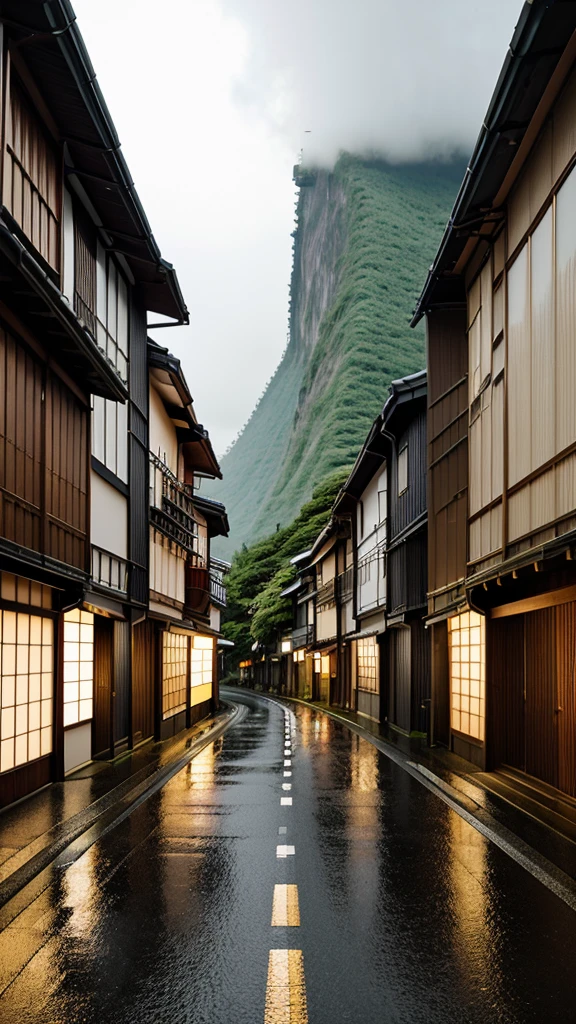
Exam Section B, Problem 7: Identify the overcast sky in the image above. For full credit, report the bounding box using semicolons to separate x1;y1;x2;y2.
73;0;523;456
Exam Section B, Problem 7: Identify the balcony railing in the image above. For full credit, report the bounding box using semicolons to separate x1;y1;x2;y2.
316;577;336;608
210;572;227;607
337;566;354;601
292;624;313;649
185;565;211;616
149;451;207;565
91;545;129;595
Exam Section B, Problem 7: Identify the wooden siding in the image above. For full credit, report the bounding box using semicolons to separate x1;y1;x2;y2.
469;64;576;562
113;620;130;752
389;409;426;540
3;75;60;271
92;616;113;759
388;530;427;615
129;300;149;604
488;602;576;797
44;371;88;570
426;309;468;602
388;628;411;733
410;618;431;734
74;211;97;336
0;327;87;570
132;620;155;744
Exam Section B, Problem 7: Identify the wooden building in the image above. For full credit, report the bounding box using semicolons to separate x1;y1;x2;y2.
332;416;388;722
413;0;576;788
0;4;227;807
278;373;428;732
148;341;228;739
382;372;429;737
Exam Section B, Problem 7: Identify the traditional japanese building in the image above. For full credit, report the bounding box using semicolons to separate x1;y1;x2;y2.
332;415;388;722
382;372;429;737
0;3;227;806
414;0;576;791
148;341;228;740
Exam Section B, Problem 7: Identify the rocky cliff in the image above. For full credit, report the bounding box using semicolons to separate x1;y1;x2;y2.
210;155;463;556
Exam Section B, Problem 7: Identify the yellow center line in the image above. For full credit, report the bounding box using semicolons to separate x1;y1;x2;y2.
271;884;300;926
264;949;308;1024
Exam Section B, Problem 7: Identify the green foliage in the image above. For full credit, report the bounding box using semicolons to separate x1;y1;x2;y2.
222;471;347;668
211;155;462;557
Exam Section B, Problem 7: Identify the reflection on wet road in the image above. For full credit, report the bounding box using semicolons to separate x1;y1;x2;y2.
1;689;576;1023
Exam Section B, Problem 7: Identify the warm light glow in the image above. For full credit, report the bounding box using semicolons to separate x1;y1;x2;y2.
357;635;378;693
193;635;213;650
162;632;188;719
281;639;292;654
297;650;305;663
191;634;213;688
293;651;298;663
448;610;486;741
63;610;94;727
0;608;53;773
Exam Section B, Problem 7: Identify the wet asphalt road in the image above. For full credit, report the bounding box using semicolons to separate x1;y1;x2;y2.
1;689;576;1024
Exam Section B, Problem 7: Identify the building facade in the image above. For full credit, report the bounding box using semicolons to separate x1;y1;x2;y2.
0;5;227;806
414;0;576;788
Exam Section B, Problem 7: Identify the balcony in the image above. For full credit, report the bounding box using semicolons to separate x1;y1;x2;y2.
91;545;129;595
316;577;336;608
185;565;210;616
150;451;207;565
337;566;354;602
292;624;313;649
210;572;227;607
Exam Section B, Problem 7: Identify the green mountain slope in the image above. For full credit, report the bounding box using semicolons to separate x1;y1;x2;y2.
211;154;463;557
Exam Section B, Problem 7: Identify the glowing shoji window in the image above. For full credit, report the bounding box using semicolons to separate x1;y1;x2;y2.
162;632;188;719
191;635;213;688
448;610;486;741
0;610;53;773
63;610;94;727
357;636;378;692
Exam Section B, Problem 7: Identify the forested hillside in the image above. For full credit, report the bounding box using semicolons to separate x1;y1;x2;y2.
211;155;463;557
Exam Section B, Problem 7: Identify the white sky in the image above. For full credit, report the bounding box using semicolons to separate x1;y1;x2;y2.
72;0;523;456
73;0;297;457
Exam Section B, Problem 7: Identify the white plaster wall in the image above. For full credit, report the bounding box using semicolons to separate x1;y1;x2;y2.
150;531;185;604
357;465;387;615
90;470;128;558
64;722;92;773
149;386;178;472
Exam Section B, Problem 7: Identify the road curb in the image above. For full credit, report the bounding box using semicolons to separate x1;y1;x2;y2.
0;702;243;917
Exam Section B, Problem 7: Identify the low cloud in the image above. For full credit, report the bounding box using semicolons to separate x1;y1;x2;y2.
222;0;523;166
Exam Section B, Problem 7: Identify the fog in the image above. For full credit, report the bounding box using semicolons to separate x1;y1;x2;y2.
72;0;524;455
222;0;524;167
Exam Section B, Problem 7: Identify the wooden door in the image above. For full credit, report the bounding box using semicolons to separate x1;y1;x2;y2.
392;628;411;733
556;602;576;796
132;620;155;746
525;607;558;789
92;616;113;759
489;615;525;771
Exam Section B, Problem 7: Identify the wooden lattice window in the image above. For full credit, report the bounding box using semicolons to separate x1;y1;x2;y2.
74;212;97;337
3;77;60;271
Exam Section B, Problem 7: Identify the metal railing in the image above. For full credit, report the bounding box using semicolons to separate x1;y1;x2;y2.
91;545;129;594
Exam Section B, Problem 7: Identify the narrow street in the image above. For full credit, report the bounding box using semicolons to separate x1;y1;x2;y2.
0;690;575;1024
